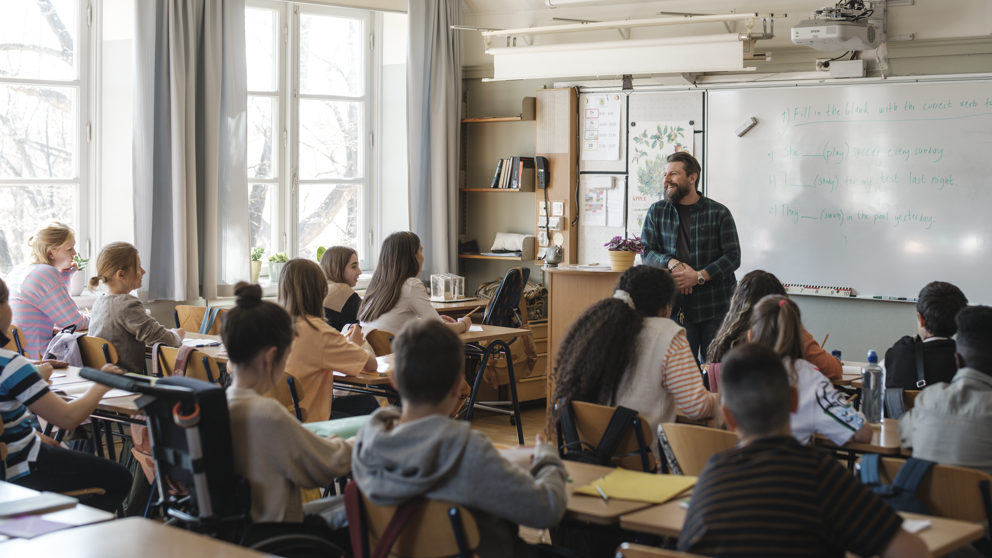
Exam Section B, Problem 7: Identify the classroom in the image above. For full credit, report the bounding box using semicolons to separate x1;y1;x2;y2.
1;0;991;556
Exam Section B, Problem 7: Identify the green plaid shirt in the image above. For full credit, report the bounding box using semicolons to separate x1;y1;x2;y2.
641;195;741;323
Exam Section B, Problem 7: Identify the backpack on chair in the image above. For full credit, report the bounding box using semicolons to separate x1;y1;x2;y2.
859;453;935;515
557;399;640;467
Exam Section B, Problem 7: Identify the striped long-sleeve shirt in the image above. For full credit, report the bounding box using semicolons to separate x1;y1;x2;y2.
613;317;718;455
7;264;90;355
0;348;48;480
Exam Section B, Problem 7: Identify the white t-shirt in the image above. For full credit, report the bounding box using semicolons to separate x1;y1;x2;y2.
787;357;866;446
359;277;444;335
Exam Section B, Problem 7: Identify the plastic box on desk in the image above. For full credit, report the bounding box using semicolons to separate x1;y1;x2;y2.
430;273;465;301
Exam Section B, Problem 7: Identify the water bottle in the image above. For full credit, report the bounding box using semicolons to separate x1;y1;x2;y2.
862;350;883;424
831;350;842;361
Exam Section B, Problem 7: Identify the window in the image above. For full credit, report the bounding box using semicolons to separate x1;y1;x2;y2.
0;0;89;275
245;2;406;272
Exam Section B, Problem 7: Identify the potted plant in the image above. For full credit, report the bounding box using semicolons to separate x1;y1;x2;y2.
268;252;289;280
604;235;644;272
70;254;89;296
250;247;264;283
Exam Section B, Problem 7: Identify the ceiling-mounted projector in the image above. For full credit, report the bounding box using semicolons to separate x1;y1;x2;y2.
792;0;881;51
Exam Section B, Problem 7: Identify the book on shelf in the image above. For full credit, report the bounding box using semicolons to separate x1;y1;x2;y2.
489;159;503;189
488;156;535;189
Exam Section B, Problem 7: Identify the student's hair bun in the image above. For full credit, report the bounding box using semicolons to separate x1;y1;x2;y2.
234;281;263;309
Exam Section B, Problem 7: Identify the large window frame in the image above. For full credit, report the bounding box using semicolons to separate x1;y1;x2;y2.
247;0;385;274
0;0;93;275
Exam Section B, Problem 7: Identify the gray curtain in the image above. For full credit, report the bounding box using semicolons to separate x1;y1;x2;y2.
407;1;460;278
133;0;248;301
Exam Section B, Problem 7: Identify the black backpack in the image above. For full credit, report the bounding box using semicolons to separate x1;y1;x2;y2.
557;399;652;471
859;453;935;515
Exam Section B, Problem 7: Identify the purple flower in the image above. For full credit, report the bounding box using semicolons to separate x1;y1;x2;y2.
604;235;644;254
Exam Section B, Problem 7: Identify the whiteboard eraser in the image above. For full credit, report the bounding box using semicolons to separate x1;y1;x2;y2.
735;117;757;137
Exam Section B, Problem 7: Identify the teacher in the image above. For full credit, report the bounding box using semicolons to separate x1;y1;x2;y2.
641;152;741;365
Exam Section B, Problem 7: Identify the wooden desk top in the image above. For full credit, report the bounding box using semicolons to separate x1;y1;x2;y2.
543;265;622;276
813;418;906;456
563;462;654;525
458;325;531;344
430;299;488;313
832;361;868;386
334;355;394;386
619;497;687;537
181;333;228;363
50;367;142;415
0;481;114;541
0;517;270;556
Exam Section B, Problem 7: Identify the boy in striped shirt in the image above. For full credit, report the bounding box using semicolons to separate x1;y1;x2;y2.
679;343;928;558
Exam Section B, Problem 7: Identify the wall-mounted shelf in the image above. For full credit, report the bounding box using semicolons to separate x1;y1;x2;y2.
461;97;535;123
458;254;524;261
459;187;529;193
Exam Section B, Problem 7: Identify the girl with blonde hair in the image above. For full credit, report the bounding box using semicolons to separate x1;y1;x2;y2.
6;222;89;355
87;242;185;373
320;246;362;331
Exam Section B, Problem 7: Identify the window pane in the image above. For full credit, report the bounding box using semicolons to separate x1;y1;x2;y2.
0;184;75;275
248;183;277;261
299;14;363;97
298;183;361;260
299;100;362;180
245;8;276;92
0;85;77;179
0;0;77;81
248;96;277;179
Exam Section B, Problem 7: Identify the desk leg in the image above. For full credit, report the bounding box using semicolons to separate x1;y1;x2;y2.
92;421;106;459
103;419;117;462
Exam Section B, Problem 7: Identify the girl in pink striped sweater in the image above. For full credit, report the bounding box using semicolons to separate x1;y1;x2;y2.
6;222;90;356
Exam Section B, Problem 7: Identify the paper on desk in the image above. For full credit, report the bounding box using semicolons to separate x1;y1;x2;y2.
0;516;73;539
100;389;136;399
842;365;863;375
182;338;221;347
50;373;66;379
468;325;483;332
376;357;392;374
574;469;697;504
902;519;931;533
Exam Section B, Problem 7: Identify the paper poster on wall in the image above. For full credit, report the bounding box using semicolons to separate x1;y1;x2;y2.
582;185;607;227
581;95;622;161
627;121;693;233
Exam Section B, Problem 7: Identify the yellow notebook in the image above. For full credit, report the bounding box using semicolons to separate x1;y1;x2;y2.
574;469;697;504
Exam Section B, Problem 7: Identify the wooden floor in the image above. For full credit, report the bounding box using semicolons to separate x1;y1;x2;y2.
469;400;549;447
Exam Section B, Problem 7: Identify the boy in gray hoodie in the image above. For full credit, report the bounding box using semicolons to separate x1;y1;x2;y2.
351;320;570;558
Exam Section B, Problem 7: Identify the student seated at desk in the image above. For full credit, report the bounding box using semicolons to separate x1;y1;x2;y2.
223;282;353;523
320;246;362;332
0;278;132;513
707;270;842;380
899;305;992;475
6;221;90;356
884;281;968;391
549;265;717;454
358;231;471;336
87;242;185;374
278;259;378;421
749;295;871;446
352;320;570;558
680;343;928;558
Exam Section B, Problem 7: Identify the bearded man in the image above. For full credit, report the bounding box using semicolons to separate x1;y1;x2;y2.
641;151;741;366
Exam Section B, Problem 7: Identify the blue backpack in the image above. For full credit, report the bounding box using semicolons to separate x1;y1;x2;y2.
859;454;935;515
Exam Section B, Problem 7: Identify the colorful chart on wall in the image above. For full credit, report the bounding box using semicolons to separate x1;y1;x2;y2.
581;95;623;161
626;120;693;234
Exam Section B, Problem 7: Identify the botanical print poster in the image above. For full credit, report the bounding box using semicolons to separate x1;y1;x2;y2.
626;121;693;234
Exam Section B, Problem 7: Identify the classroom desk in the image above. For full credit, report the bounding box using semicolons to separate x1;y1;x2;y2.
0;481;115;543
832;362;868;386
619;495;983;557
0;517;271;556
430;298;488;314
563;462;655;525
50;366;143;416
813;418;908;456
180;333;228;363
458;324;530;344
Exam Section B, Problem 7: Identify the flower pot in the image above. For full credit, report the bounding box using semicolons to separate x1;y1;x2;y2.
269;261;286;281
607;250;636;272
250;260;261;283
69;270;85;296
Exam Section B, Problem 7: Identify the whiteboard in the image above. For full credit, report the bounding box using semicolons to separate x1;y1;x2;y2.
708;81;992;303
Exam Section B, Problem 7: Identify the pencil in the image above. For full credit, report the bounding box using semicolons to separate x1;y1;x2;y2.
821;334;829;349
37;351;43;361
464;306;481;320
595;484;609;501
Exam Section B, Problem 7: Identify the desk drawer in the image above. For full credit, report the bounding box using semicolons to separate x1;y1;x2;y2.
529;322;548;340
534;338;548;354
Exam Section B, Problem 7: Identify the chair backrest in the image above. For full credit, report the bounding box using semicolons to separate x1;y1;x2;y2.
482;268;530;328
878;457;992;522
77;336;119;368
264;375;308;422
903;389;921;411
3;325;26;356
617;543;711;558
157;346;222;385
175;306;227;335
367;330;394;357
569;401;655;471
359;492;481;558
660;423;738;476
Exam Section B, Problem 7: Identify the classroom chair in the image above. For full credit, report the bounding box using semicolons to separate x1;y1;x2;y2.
174;305;227;335
367;330;395;357
265;374;308;423
78;335;119;368
3;324;26;356
659;423;738;476
558;400;656;472
616;543;711;558
874;457;992;525
902;389;921;411
345;482;480;558
153;345;225;385
463;267;532;445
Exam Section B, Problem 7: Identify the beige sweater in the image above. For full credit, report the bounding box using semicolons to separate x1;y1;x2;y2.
226;387;353;522
89;293;180;374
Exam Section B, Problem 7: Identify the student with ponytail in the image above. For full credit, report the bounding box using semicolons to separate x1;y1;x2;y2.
88;242;184;373
748;295;871;446
223;282;353;523
549;266;717;453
